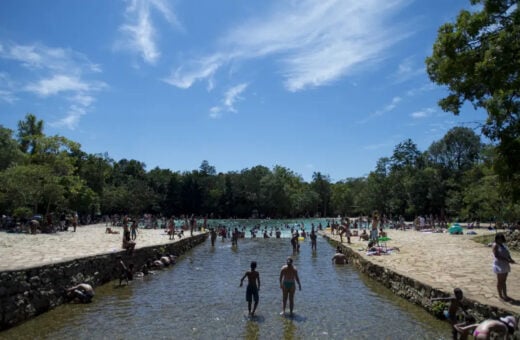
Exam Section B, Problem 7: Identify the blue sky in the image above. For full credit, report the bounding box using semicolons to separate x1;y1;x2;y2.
0;0;487;182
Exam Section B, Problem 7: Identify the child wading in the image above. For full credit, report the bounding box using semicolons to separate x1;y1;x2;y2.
240;261;261;317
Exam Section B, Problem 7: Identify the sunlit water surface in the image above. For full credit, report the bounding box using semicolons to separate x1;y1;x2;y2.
1;232;450;339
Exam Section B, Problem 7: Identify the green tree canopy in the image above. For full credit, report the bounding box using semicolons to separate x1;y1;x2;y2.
426;0;520;200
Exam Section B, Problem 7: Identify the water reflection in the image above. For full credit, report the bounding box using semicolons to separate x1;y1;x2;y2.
1;234;450;339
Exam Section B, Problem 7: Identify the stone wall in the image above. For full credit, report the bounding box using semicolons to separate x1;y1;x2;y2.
0;234;207;331
325;236;517;322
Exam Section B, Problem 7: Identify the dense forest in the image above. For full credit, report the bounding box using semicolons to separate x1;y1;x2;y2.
1;114;519;223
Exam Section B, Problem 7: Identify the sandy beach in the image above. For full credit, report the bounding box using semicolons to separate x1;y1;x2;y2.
0;224;203;271
324;228;520;315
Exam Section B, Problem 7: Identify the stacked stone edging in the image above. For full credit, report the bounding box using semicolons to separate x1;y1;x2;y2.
0;233;207;331
323;235;518;322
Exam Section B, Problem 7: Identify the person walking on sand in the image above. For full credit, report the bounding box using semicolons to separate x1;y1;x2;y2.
240;261;261;317
130;220;138;240
279;257;301;316
492;233;516;301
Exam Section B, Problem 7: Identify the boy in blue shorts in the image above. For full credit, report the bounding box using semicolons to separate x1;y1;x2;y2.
240;261;261;317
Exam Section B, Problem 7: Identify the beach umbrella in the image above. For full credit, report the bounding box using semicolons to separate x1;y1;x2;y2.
378;236;391;242
448;225;463;235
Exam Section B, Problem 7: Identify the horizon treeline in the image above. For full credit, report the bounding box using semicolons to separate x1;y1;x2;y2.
1;114;519;222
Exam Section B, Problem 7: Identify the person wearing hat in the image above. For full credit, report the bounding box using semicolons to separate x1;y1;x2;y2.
279;257;301;316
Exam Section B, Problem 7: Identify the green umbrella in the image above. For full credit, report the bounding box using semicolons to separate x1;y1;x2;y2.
378;236;391;242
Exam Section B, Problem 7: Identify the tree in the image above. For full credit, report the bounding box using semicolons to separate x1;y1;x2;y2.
426;0;520;200
428;127;482;173
0;126;24;170
311;172;332;217
17;113;44;154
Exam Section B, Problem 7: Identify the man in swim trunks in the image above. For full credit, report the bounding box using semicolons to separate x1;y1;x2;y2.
279;257;301;316
240;261;261;316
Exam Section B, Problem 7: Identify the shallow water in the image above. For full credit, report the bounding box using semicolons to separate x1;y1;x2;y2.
1;235;451;339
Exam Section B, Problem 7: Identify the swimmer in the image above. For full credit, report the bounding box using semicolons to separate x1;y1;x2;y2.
279;257;301;316
66;283;94;303
332;248;348;264
239;261;261;317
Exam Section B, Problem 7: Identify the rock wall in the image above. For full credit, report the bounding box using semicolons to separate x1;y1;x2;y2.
325;236;517;322
0;234;207;331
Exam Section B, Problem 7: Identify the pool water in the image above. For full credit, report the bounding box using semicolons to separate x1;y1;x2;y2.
0;234;451;339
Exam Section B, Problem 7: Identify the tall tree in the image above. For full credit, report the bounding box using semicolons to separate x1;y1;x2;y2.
426;0;520;200
17;113;44;154
0;126;24;170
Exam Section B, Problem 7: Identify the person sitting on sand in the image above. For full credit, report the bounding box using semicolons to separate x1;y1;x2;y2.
66;283;94;303
359;229;369;241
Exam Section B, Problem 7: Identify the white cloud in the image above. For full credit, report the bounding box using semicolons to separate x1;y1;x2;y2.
166;0;411;91
209;106;222;119
25;75;90;96
358;95;402;124
50;105;86;130
392;57;425;83
410;107;435;119
0;41;106;129
208;83;248;118
163;54;224;89
0;90;17;104
118;0;181;65
223;83;248;112
406;83;436;96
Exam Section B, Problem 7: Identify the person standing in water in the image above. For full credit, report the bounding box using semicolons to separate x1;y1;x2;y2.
239;261;261;317
310;227;317;252
279;257;301;316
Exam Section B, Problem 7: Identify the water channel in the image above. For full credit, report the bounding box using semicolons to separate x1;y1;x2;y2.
1;225;451;339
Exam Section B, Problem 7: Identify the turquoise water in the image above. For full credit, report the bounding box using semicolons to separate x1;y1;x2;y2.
0;227;451;339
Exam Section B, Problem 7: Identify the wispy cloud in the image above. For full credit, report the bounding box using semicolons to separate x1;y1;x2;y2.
117;0;181;65
0;73;18;103
166;0;412;92
410;107;435;119
209;83;248;118
0;41;106;129
406;83;436;96
358;96;402;124
391;56;425;83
